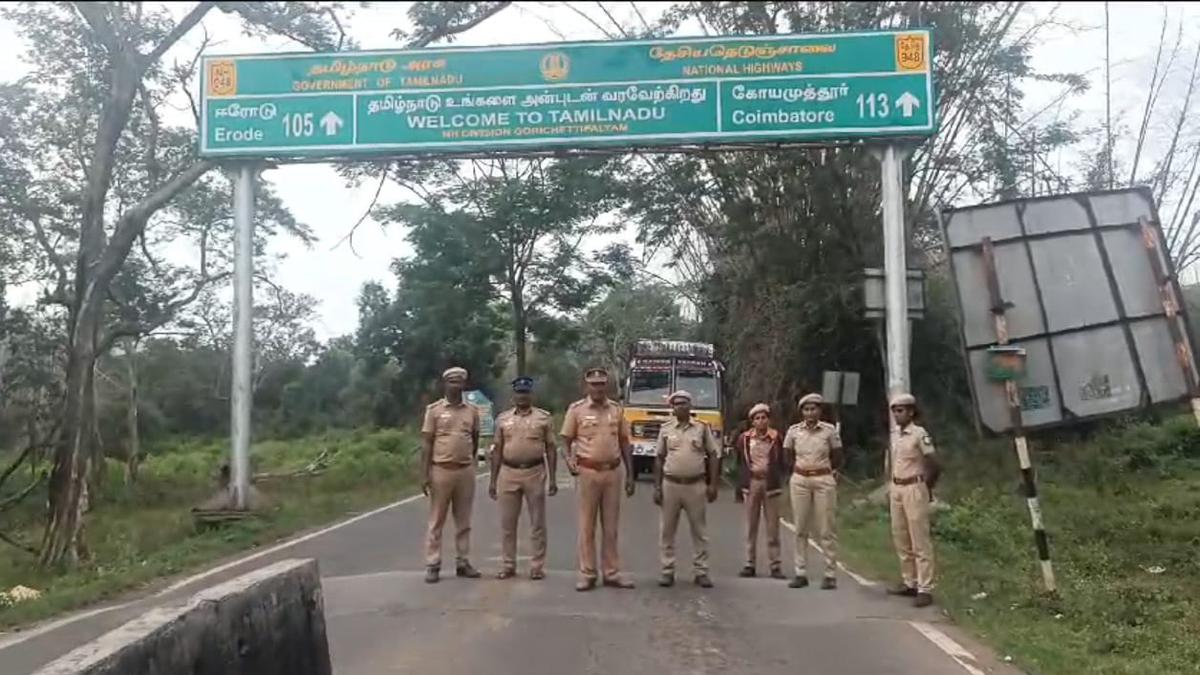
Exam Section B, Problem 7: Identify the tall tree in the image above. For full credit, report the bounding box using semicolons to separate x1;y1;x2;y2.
379;157;628;374
0;1;347;566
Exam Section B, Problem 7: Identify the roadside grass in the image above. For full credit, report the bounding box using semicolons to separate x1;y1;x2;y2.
0;428;421;629
833;414;1200;675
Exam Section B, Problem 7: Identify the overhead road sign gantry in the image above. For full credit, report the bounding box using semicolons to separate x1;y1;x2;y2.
200;29;935;159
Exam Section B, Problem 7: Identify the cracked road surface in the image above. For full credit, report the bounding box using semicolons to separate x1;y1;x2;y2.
0;475;1016;674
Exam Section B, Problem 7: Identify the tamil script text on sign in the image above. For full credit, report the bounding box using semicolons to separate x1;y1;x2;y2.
200;30;934;158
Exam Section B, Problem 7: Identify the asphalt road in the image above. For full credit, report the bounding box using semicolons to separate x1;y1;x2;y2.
0;474;1016;675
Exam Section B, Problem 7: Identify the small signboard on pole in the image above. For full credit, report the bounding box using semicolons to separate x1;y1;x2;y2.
821;371;861;406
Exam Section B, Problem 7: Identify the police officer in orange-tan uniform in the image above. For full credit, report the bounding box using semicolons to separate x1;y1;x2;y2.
561;367;636;591
489;376;558;580
421;366;481;584
783;393;843;590
654;390;720;588
735;402;786;579
885;393;941;607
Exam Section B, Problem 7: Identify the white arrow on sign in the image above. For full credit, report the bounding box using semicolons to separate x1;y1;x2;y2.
320;111;344;136
895;92;921;118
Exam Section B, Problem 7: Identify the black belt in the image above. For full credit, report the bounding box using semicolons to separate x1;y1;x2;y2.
892;475;924;486
502;458;545;470
664;474;706;485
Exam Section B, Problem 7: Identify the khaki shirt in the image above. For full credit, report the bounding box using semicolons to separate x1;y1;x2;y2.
422;398;479;464
891;423;935;480
748;432;775;474
497;407;554;463
784;421;842;471
657;417;718;478
561;398;629;463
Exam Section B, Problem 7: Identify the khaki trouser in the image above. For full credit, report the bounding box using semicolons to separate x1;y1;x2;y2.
425;464;475;567
498;465;547;573
660;480;709;575
890;481;936;592
745;478;781;568
577;465;623;581
790;474;838;578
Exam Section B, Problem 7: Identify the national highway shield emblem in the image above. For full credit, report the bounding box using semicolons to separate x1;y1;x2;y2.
207;60;238;97
895;34;926;72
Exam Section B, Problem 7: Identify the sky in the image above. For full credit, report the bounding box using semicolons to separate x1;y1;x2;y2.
1;2;1198;339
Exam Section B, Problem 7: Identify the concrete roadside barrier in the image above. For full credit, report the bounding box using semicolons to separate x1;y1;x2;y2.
33;558;331;675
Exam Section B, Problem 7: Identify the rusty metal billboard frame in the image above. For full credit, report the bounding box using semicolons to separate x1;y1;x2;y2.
938;186;1200;434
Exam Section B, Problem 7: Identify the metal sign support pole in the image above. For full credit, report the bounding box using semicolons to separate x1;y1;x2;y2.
1138;217;1200;426
878;145;911;397
231;164;256;510
982;237;1056;593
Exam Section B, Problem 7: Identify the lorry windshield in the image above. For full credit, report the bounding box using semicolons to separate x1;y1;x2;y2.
676;369;719;409
628;370;671;407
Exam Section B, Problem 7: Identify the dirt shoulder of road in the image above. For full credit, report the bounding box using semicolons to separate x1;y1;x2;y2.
831;415;1200;675
0;430;418;630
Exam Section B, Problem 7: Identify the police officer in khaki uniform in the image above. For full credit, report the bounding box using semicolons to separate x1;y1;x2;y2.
561;367;636;591
654;390;720;588
783;393;843;590
489;376;558;580
735;402;786;579
421;367;482;584
885;393;941;607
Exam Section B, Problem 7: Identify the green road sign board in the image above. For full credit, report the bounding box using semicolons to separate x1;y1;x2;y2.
200;30;934;159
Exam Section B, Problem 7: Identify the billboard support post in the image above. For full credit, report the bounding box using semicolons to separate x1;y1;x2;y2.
878;145;911;398
230;164;256;510
982;237;1056;593
1138;217;1200;427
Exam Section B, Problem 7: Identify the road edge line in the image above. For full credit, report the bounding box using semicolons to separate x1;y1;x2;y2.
776;518;996;675
778;517;878;587
909;621;990;675
0;472;487;652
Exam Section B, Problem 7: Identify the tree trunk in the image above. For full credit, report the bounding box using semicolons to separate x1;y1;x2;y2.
512;296;527;376
40;303;101;567
124;337;141;485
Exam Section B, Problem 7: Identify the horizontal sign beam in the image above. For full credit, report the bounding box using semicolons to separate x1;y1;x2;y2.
200;30;935;160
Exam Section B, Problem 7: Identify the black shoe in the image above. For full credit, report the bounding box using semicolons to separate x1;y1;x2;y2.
456;561;482;579
887;584;918;597
739;566;757;578
424;567;440;584
789;576;809;589
914;592;934;608
694;575;714;588
769;567;786;580
821;577;837;590
659;573;675;587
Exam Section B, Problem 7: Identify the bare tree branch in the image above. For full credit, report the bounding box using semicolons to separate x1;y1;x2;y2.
27;210;71;305
562;2;618;38
96;160;216;290
1128;8;1178;184
145;2;217;65
72;2;119;50
0;474;45;513
333;167;390;256
0;530;38;556
407;2;513;48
